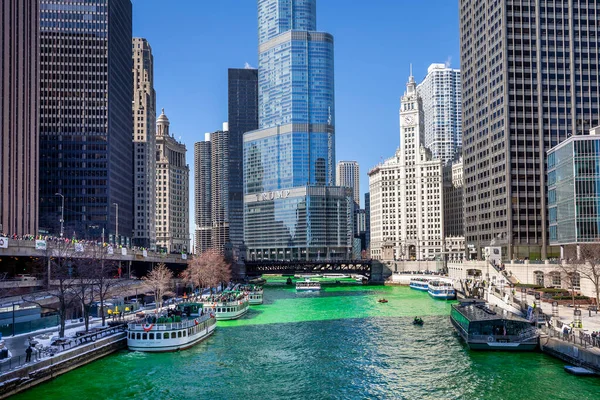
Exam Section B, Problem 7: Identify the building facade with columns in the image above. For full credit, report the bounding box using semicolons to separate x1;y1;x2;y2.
368;74;444;261
132;38;156;249
155;109;189;253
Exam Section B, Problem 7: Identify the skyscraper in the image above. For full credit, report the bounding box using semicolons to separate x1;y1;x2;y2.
1;0;39;237
368;75;444;261
336;161;360;208
244;0;353;260
459;1;600;260
132;38;156;249
194;136;212;254
210;124;231;252
416;63;462;164
38;0;133;243
155;110;189;253
228;68;259;250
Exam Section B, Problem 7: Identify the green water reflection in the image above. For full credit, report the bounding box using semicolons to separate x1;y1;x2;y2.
12;285;600;400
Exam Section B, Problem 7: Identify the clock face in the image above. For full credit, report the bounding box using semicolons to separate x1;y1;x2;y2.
404;115;414;125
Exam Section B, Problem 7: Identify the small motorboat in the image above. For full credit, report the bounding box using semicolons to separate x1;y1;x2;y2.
413;317;424;326
286;277;293;285
378;298;388;303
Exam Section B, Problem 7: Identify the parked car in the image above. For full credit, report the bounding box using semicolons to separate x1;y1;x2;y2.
16;274;37;281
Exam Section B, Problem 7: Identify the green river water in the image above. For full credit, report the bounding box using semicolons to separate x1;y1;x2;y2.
12;284;600;400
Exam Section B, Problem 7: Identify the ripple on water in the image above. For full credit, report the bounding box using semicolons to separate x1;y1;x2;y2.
10;286;600;400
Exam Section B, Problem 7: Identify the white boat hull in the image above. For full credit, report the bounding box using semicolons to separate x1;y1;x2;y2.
128;318;216;352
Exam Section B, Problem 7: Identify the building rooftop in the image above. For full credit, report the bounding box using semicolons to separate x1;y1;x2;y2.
452;300;530;323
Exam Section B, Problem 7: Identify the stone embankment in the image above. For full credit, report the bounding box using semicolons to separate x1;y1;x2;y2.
540;330;600;374
0;331;126;399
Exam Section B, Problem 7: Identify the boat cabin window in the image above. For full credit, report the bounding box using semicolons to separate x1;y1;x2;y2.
149;333;154;340
164;332;170;339
142;333;147;340
156;333;162;339
136;333;141;340
178;331;182;338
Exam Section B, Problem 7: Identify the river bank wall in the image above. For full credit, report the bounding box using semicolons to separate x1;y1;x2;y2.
0;332;126;399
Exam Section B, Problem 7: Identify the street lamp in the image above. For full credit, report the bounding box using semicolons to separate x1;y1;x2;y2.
55;193;64;238
113;203;119;246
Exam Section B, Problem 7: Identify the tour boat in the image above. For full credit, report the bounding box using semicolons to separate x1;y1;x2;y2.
322;273;350;279
294;273;322;279
296;278;321;291
240;284;264;305
450;299;539;351
427;278;457;300
409;277;431;291
127;309;216;352
202;291;249;320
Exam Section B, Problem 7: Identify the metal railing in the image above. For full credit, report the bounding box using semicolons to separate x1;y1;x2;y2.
0;324;125;375
542;325;600;349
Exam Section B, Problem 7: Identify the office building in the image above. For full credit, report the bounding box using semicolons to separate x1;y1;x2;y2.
228;68;259;250
416;63;462;164
443;158;463;238
132;38;156;249
0;0;39;237
368;74;444;261
365;193;371;254
244;0;353;260
155;109;189;252
337;161;361;208
459;1;600;260
548;128;600;252
38;0;133;243
194;136;212;254
210;124;231;252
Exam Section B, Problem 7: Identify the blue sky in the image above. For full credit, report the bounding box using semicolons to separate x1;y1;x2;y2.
131;0;460;227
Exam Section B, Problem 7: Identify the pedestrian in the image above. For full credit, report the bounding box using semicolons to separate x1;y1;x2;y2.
25;346;32;363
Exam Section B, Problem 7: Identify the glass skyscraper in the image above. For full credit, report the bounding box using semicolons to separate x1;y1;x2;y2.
38;0;133;243
244;0;352;260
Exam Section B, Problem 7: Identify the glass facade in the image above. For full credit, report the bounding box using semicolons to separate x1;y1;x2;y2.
244;187;353;260
228;69;259;249
548;136;600;245
39;0;133;243
258;0;316;45
244;0;349;259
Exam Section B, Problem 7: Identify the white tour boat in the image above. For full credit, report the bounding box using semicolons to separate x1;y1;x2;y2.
202;291;249;320
322;273;350;279
428;278;457;300
296;278;321;291
127;305;216;352
240;284;264;305
294;273;322;279
409;276;431;291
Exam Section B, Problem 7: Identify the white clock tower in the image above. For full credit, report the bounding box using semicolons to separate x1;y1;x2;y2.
368;71;445;263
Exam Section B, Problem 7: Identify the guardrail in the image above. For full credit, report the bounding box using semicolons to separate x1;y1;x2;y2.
542;325;600;349
0;324;125;375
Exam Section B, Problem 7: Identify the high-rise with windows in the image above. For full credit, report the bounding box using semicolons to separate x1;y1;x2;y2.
194;135;212;254
459;1;600;260
368;75;444;261
155;109;189;253
336;161;360;208
1;0;39;237
38;0;133;243
417;63;462;164
244;0;353;260
228;68;259;250
132;38;156;249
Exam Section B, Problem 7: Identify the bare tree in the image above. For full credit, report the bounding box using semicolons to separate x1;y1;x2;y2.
72;253;96;332
570;244;600;307
183;250;231;293
142;263;173;310
87;245;120;326
557;257;582;308
24;239;77;338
